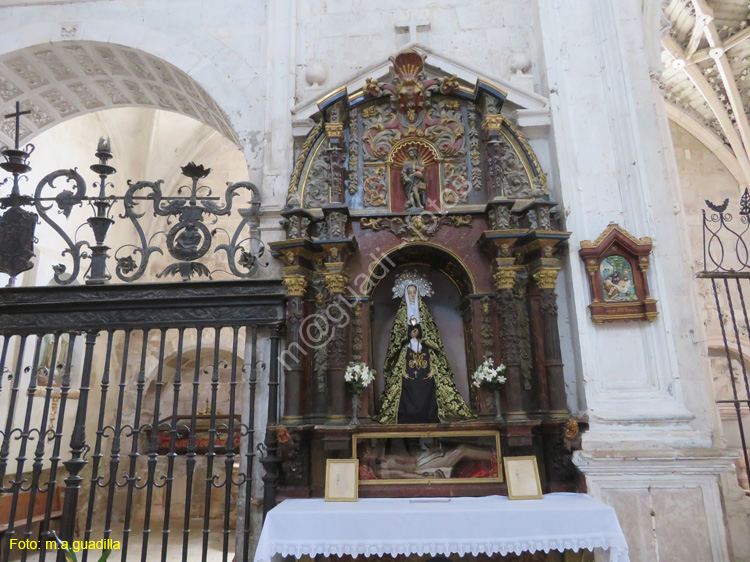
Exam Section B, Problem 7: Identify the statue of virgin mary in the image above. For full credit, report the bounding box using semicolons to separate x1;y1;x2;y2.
374;271;476;424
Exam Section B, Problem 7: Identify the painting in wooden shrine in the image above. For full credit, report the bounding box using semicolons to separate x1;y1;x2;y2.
580;222;658;324
373;271;475;424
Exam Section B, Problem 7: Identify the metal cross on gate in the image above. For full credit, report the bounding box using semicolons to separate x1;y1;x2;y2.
4;101;31;150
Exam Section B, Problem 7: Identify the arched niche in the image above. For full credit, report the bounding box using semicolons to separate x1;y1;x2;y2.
367;242;477;298
369;244;477;405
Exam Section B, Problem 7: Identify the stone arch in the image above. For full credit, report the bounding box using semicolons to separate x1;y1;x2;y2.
0;6;263;152
0;41;239;148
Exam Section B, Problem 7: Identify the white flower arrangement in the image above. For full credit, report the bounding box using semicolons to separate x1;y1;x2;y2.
345;362;376;395
471;357;507;390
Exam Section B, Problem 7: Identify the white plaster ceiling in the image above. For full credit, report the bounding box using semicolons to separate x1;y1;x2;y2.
0;40;239;148
662;0;750;185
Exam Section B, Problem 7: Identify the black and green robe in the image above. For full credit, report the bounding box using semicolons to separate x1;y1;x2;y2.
373;295;476;424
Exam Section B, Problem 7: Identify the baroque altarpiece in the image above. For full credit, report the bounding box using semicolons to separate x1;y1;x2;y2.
269;51;583;499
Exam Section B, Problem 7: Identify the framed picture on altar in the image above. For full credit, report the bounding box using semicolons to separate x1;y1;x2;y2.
325;459;359;502
352;430;502;485
503;456;543;500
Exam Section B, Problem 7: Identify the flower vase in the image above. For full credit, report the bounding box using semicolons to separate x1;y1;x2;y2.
493;389;503;422
351;393;360;426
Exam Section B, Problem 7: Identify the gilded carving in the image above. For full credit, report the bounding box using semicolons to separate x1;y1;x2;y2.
352;302;363;359
424;99;465;158
565;419;580;439
533;268;560;290
283;275;308;297
348;108;359;195
288;120;323;206
498;133;533;198
580;222;652;249
326;210;347;239
363;165;387;207
282;215;311;239
496;290;521;364
312;277;328;394
488;206;513;230
324;272;348;294
482;114;504;131
327;147;346;203
325;122;344;139
302;144;329;208
501;116;548;196
443;162;469;205
362;105;401;162
493;268;517;291
517;293;533;390
358;214;472;242
468;104;482;191
538;206;552;230
480;296;494;358
363;51;458;126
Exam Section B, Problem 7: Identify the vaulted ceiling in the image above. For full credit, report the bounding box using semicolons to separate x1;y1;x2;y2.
662;0;750;185
0;41;238;148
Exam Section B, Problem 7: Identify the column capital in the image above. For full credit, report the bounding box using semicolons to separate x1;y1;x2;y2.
493;264;524;291
482;113;504;132
532;267;561;290
325;122;344;139
283;274;308;297
324;271;348;294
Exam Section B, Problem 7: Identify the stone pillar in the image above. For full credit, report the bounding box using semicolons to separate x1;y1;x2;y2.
531;266;567;415
537;0;736;558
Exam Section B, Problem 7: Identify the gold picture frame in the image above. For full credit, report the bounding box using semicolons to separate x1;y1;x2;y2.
352;430;502;485
325;459;359;502
503;456;543;500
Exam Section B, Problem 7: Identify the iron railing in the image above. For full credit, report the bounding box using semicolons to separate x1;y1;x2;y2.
0;281;284;562
700;190;750;482
0;107;284;561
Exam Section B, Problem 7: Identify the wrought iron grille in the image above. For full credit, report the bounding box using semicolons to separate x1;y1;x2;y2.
0;281;284;562
0;103;265;287
700;190;750;486
0;108;284;562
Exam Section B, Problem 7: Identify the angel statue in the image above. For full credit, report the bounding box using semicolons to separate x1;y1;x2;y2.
373;271;476;424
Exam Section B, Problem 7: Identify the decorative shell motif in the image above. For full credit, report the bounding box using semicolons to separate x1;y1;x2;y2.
392;270;434;299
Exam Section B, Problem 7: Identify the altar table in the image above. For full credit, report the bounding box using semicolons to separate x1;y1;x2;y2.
254;493;630;562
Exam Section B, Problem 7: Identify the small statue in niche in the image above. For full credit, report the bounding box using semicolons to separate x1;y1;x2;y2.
401;147;426;210
374;271;476;424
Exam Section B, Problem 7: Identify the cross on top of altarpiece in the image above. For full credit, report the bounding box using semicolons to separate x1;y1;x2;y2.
395;17;431;44
4;101;31;150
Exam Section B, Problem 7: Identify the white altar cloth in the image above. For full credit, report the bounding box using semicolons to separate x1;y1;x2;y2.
254;493;629;562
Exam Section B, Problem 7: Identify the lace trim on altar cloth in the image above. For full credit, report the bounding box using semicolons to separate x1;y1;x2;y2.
258;536;629;562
